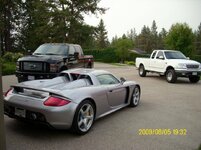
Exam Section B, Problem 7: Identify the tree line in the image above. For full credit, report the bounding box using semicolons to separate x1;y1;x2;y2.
1;0;201;57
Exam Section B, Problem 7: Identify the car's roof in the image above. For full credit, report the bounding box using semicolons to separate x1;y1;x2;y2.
61;68;111;76
154;50;180;52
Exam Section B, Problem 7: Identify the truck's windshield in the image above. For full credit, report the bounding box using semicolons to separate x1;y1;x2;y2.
164;51;186;59
33;44;69;56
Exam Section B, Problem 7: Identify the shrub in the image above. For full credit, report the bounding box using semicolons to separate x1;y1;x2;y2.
2;62;16;75
2;52;23;62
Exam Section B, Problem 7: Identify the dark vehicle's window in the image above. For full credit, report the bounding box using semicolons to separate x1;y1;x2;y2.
69;46;76;55
75;45;83;56
156;51;164;59
33;44;68;56
151;51;157;59
97;74;120;85
164;51;186;59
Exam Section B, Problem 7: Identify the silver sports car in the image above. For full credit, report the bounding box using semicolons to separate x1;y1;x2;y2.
4;69;141;134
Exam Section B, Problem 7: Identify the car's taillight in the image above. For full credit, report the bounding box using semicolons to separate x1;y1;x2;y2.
4;88;13;97
43;96;71;106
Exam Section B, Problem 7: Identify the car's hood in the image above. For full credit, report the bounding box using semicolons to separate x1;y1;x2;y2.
18;55;65;63
168;59;200;65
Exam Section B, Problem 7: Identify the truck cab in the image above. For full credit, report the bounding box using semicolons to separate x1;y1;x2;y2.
136;50;201;83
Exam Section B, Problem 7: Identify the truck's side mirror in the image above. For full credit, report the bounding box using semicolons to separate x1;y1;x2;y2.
159;56;164;60
28;50;32;55
74;52;79;59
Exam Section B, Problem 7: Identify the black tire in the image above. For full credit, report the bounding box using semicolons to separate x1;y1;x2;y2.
129;86;140;107
139;65;146;77
72;100;95;135
87;62;92;68
189;75;200;83
165;69;177;83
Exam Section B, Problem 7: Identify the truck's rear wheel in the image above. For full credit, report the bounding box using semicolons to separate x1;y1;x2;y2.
139;65;146;77
189;75;200;83
166;69;177;83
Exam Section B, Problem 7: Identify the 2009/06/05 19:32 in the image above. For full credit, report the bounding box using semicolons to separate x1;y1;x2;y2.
138;129;187;136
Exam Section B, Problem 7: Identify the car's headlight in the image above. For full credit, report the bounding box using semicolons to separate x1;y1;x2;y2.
176;63;187;69
50;64;58;72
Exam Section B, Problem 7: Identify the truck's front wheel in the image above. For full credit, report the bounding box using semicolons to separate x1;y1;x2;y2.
166;69;177;83
189;75;200;83
139;65;146;77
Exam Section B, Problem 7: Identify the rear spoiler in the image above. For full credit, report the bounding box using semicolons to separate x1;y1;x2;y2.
11;85;63;99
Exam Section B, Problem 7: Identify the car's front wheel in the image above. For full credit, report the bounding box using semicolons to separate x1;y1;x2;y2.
166;69;177;83
189;75;200;83
72;100;95;135
139;65;146;77
129;86;140;107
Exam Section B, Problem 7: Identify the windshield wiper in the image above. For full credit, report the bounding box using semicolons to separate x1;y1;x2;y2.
45;53;57;55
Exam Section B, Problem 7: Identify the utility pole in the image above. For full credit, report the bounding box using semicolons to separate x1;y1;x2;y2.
0;36;6;149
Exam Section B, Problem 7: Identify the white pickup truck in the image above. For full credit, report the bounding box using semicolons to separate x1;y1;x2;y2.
136;50;201;83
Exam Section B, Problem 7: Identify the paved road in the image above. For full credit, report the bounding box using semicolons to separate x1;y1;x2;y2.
3;62;201;150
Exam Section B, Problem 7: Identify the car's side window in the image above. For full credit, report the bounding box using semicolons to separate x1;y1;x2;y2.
97;74;120;85
151;51;157;59
156;51;164;59
75;45;83;56
69;45;75;55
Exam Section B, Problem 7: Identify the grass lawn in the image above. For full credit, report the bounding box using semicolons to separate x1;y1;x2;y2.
2;62;16;75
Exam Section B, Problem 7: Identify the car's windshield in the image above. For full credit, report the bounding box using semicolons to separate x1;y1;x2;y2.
33;44;69;56
164;51;186;59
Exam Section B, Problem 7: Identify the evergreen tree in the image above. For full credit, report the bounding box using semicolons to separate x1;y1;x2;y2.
195;22;201;54
150;20;158;49
95;19;108;49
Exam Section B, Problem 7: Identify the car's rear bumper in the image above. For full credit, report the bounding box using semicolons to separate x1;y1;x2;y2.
4;96;78;129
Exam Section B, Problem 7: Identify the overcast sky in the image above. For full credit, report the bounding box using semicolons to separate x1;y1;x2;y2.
84;0;201;40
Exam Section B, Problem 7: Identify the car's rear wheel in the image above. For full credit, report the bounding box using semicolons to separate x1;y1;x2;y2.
129;86;140;107
166;69;177;83
72;100;95;135
139;65;146;77
189;75;200;83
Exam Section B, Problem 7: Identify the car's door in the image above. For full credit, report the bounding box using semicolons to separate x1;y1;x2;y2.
67;45;78;69
96;74;127;107
154;51;166;72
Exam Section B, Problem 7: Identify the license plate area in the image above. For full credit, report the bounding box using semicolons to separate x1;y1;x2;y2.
28;75;35;81
15;107;26;118
192;72;197;75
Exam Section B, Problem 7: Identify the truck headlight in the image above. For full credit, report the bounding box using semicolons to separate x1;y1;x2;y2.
50;64;58;72
176;63;187;69
16;61;19;70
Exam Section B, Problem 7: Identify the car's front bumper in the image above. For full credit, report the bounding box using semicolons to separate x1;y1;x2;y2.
175;69;201;77
4;95;78;129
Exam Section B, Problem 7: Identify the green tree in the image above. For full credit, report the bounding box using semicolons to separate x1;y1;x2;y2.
95;19;108;49
113;37;133;63
165;23;195;56
158;28;167;49
150;20;158;49
136;25;152;53
195;22;201;54
0;0;24;53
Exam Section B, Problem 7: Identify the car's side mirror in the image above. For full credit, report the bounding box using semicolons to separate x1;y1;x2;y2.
159;56;164;60
74;52;79;59
120;77;126;84
186;57;190;60
28;50;32;55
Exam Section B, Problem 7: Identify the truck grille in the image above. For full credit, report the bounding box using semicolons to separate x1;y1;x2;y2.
20;62;48;72
186;64;199;69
